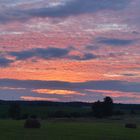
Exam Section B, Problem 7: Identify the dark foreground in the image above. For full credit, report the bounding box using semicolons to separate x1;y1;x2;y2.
0;119;140;140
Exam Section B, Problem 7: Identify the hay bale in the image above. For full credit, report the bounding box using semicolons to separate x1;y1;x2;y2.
125;123;137;129
24;118;41;128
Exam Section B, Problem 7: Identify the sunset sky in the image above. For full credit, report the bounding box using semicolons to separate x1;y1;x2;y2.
0;0;140;103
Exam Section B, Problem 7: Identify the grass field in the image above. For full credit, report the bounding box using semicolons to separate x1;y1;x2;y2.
0;119;140;140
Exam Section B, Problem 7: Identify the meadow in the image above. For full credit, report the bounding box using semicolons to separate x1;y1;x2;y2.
0;119;140;140
0;101;140;140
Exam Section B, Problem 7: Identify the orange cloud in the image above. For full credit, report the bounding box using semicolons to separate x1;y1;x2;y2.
33;89;85;96
20;96;59;101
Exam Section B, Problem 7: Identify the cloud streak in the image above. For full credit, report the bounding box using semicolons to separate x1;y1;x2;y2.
9;47;70;60
9;47;98;61
27;0;130;17
96;37;136;46
0;79;140;93
0;0;131;23
0;57;13;67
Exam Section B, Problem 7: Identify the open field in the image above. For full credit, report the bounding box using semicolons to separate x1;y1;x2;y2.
0;119;140;140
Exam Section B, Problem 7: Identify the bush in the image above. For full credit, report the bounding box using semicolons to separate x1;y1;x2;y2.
125;123;137;129
24;118;41;128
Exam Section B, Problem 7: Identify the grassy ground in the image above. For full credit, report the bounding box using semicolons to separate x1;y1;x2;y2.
0;119;140;140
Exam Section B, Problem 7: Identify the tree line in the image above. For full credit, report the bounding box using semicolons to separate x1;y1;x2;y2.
7;96;113;119
3;96;137;119
92;96;113;118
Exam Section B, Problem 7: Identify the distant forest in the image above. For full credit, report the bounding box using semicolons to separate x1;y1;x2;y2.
0;98;140;119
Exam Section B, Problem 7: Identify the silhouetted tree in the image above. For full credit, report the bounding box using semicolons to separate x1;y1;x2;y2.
103;96;113;116
92;100;104;118
92;97;114;118
8;103;21;119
